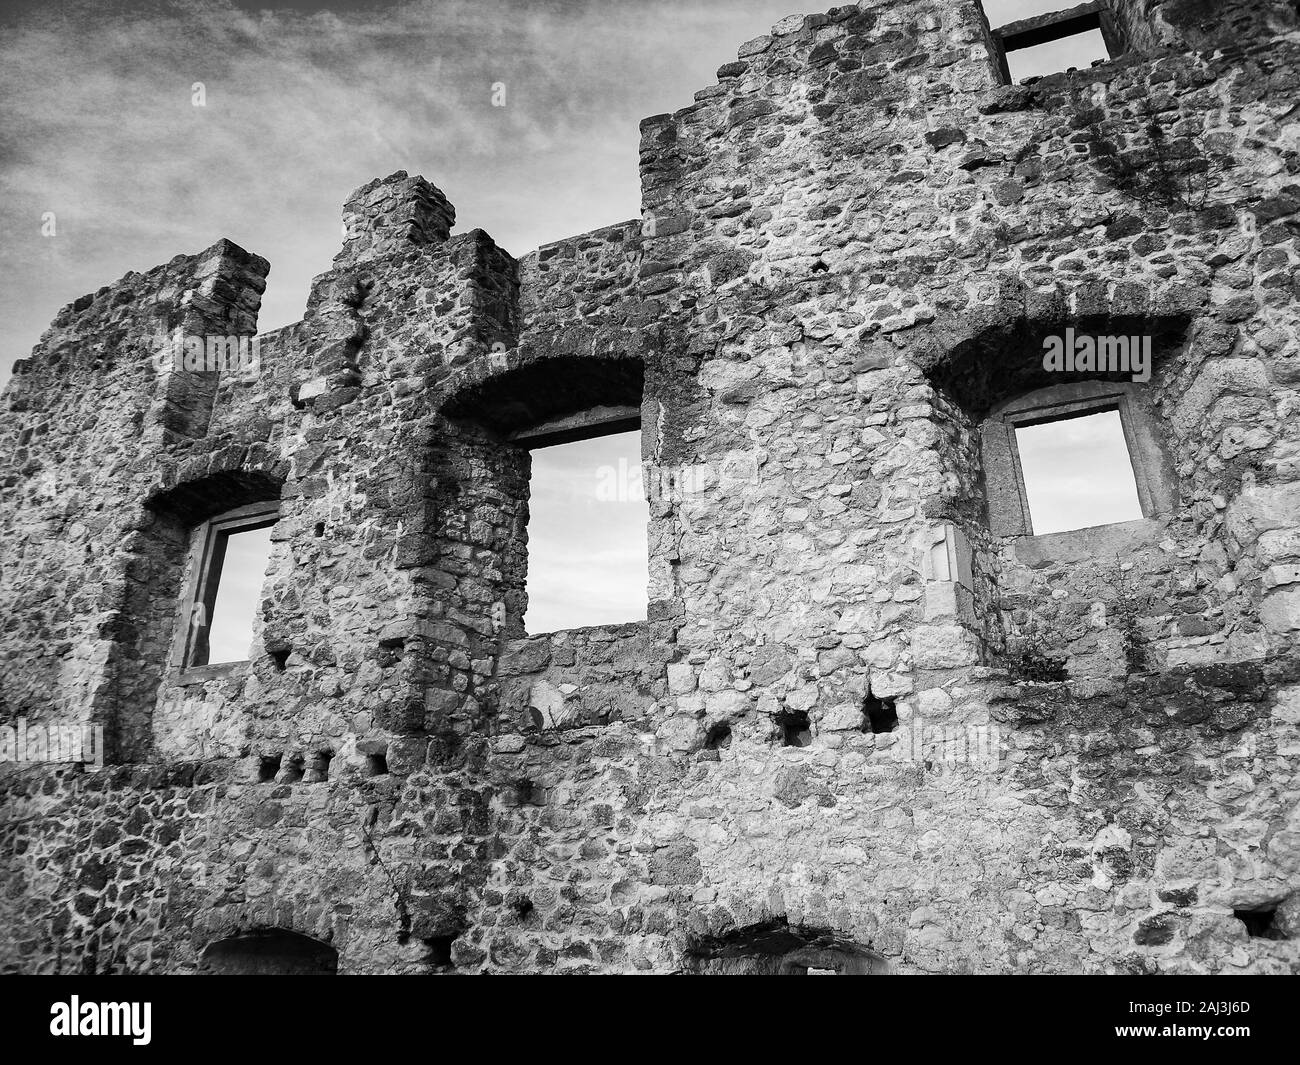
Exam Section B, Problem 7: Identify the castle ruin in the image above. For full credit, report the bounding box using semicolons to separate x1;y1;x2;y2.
2;0;1300;974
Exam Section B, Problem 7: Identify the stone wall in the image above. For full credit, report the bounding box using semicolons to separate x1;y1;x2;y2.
2;0;1299;974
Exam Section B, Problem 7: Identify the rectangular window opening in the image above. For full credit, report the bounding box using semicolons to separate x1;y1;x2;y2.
523;427;648;635
1013;407;1142;535
986;2;1114;83
183;504;278;669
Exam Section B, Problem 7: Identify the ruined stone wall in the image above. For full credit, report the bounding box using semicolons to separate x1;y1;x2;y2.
0;241;270;758
2;0;1299;974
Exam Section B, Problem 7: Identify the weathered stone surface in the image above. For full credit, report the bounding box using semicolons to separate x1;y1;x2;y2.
1260;587;1300;633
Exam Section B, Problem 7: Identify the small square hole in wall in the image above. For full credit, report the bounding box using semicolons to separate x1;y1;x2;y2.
862;689;897;734
366;751;388;776
775;709;812;748
1014;409;1142;535
1234;906;1283;940
513;778;541;805
258;754;282;782
424;935;456;968
704;722;733;750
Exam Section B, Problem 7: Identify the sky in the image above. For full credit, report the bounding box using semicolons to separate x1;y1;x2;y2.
1;0;1098;389
1015;409;1143;535
0;0;806;388
1;0;1102;647
206;523;275;662
527;430;648;633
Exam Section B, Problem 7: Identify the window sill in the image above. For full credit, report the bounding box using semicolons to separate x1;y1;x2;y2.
522;618;648;641
1004;55;1121;88
498;620;653;681
171;661;250;686
1012;517;1165;566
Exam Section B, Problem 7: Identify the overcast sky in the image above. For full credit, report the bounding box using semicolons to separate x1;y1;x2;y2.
0;0;814;388
529;431;648;632
0;0;1084;387
1015;410;1143;536
1;0;1094;639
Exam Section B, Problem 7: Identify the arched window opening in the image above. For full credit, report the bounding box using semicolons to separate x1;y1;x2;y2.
684;919;889;975
143;470;285;681
200;930;338;975
917;316;1187;682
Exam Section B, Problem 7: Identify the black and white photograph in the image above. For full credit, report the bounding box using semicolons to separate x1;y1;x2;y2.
0;0;1297;1028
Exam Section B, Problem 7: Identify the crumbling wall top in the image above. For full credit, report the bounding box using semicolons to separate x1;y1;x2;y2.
336;170;456;265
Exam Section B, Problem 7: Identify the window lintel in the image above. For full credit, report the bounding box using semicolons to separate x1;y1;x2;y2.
509;404;641;449
993;2;1104;52
987;1;1126;85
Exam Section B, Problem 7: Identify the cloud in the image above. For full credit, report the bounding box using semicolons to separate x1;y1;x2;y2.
0;0;798;387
